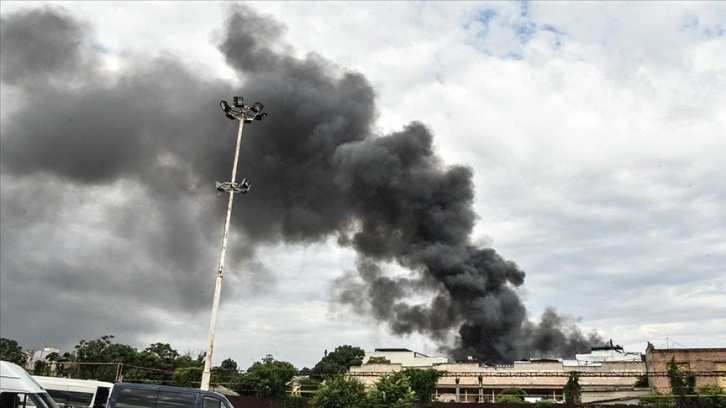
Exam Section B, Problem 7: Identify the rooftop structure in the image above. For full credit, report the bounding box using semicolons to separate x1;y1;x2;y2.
362;348;449;367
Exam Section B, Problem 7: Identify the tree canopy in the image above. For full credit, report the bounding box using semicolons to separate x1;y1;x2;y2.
311;345;365;380
0;338;27;366
563;371;582;404
402;368;444;407
310;375;367;408
236;354;297;401
497;387;527;403
367;371;417;408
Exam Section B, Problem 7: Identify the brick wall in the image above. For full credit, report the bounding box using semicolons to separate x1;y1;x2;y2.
645;344;726;393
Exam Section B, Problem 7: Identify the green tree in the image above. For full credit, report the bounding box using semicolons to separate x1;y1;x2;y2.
697;384;726;408
236;355;297;402
309;375;367;408
172;366;203;388
367;372;416;408
311;346;365;380
0;338;28;367
126;343;180;384
668;357;696;407
497;387;527;403
563;371;582;404
297;376;321;399
170;352;204;387
497;394;525;403
33;360;51;376
213;358;241;389
402;368;443;407
73;335;123;381
53;352;77;378
367;357;391;364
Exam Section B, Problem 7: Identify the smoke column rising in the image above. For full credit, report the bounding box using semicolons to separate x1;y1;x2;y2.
0;4;600;361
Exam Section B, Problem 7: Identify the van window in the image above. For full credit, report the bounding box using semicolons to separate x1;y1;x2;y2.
201;397;219;408
114;389;156;408
3;393;57;408
93;388;110;408
155;393;195;408
18;394;36;408
45;390;93;408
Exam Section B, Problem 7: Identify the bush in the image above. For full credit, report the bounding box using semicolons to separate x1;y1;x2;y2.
497;394;526;404
367;372;416;408
309;375;367;408
497;387;527;403
697;384;726;408
640;393;676;407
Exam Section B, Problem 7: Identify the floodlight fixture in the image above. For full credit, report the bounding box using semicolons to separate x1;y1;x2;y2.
255;112;268;121
220;100;231;113
233;96;244;107
251;102;264;113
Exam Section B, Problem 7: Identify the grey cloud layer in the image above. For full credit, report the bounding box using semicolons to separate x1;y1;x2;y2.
1;5;600;362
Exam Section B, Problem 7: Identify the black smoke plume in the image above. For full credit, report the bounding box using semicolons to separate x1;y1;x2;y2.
0;5;600;361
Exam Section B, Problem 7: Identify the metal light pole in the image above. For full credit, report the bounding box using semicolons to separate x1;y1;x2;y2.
200;96;267;391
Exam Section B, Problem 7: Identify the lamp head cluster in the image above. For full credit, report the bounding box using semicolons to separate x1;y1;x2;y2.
220;96;268;123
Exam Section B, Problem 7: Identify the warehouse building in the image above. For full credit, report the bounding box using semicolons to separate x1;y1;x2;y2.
350;341;649;404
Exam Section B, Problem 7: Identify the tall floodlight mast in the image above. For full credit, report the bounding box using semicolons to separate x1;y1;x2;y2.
201;96;268;391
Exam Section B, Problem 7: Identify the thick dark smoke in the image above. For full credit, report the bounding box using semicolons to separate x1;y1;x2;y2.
0;5;599;361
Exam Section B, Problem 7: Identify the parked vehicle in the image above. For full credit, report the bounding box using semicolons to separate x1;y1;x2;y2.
32;376;113;408
0;361;59;408
106;383;233;408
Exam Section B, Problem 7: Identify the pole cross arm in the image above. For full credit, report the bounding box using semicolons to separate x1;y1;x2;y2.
215;178;251;194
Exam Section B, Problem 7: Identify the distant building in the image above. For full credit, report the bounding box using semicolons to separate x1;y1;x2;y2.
24;347;60;370
350;342;648;404
645;343;726;393
575;340;643;363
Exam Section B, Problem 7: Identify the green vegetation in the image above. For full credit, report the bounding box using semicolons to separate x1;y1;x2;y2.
669;356;696;407
311;345;365;380
1;338;29;367
309;375;367;408
402;368;444;407
367;372;417;408
696;384;726;408
640;361;726;407
563;371;582;404
236;354;297;400
496;387;527;403
367;356;391;364
2;336;373;406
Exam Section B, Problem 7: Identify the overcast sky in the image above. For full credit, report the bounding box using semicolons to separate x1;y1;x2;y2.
1;1;724;370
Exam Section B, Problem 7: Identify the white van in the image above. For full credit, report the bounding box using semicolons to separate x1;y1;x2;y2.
32;377;113;408
0;361;58;408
